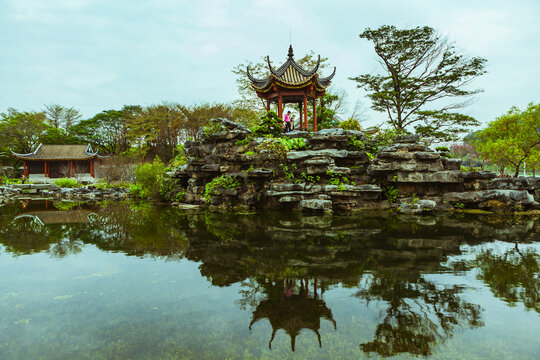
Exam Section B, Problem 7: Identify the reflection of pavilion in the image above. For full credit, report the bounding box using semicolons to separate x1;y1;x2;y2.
14;210;96;226
249;279;336;351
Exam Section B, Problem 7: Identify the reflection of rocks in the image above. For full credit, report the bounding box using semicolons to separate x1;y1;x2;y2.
249;279;336;351
1;200;539;357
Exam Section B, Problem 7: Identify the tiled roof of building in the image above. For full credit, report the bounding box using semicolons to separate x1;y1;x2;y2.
247;45;336;92
11;144;99;160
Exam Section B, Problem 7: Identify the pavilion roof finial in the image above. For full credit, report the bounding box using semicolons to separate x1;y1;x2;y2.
287;44;294;59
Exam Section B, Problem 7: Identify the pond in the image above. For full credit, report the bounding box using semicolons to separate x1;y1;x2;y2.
0;200;538;359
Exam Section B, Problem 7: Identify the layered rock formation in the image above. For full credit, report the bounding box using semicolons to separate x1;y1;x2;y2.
170;119;540;212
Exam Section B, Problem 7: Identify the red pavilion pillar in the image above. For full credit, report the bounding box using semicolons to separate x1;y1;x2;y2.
313;98;317;132
298;102;303;130
303;95;308;131
90;160;95;178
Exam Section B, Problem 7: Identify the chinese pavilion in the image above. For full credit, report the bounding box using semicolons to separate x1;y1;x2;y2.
11;144;101;180
247;45;336;132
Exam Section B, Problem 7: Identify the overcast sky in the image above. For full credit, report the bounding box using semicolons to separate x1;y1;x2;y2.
1;0;539;128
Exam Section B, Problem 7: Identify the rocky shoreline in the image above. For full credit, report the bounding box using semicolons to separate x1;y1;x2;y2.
0;183;129;203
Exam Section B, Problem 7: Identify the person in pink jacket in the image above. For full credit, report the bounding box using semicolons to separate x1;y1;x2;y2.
284;111;292;133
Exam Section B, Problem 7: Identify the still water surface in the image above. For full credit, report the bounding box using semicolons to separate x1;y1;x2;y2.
0;200;538;359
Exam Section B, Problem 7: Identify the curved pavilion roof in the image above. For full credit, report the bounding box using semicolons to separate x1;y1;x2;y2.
11;144;100;161
247;45;336;93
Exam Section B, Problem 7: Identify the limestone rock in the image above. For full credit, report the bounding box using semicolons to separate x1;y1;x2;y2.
460;171;496;180
287;149;348;160
415;152;440;161
300;199;332;211
490;177;540;191
398;199;437;214
443;189;538;209
395;134;420;143
442;158;462;170
395;171;461;183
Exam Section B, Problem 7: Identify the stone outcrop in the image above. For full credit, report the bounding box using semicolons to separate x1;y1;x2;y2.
170;119;540;212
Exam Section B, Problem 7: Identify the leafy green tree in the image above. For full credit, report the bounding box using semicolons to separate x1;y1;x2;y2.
250;111;283;137
177;102;234;140
475;103;540;176
40;127;80;145
125;104;180;161
0;108;48;153
316;93;338;129
71;109;129;155
350;25;486;142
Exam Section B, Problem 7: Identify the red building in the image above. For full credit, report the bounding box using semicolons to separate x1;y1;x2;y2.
12;144;101;180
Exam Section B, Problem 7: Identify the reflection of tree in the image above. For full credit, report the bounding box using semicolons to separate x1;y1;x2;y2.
1;201;539;357
0;216;57;255
474;245;539;313
356;272;483;357
49;237;83;258
65;202;189;259
248;278;336;351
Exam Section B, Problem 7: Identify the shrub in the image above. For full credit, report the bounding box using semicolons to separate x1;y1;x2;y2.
54;178;80;188
203;121;224;137
348;136;365;151
381;175;399;203
132;156;165;199
368;128;408;153
128;183;144;198
453;202;466;209
338;118;362;131
250;111;283;137
170;144;187;168
234;138;250;146
203;175;240;202
256;139;288;161
279;137;306;151
435;146;450;152
5;178;22;185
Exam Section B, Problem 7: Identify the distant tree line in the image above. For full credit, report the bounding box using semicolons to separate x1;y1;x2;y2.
0;103;258;170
